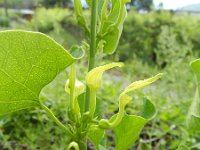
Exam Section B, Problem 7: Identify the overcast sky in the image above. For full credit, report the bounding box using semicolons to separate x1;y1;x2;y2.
154;0;200;9
81;0;200;9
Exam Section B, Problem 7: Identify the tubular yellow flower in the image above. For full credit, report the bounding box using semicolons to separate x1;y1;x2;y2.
86;62;124;90
65;79;85;97
99;73;163;129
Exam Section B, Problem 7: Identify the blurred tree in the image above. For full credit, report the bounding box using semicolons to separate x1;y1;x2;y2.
42;0;71;7
130;0;136;5
130;0;153;11
4;0;8;17
0;0;23;8
158;2;164;9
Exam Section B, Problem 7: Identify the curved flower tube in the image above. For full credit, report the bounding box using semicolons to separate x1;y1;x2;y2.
86;62;124;90
99;73;163;129
85;62;124;117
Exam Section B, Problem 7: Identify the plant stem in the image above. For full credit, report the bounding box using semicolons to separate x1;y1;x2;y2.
89;89;97;118
40;102;73;136
84;0;98;112
69;63;76;110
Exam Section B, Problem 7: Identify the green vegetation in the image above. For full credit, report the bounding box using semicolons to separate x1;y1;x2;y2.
0;1;200;150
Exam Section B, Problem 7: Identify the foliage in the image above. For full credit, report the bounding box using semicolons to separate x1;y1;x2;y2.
41;0;72;7
186;59;200;134
0;15;9;27
0;0;164;150
134;0;153;11
0;31;76;115
1;2;200;150
117;10;199;67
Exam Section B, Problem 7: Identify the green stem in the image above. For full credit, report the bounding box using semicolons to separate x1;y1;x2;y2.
84;0;98;112
89;89;97;118
40;102;73;136
69;63;76;110
99;97;129;129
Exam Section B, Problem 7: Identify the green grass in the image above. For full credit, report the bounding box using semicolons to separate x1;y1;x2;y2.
0;8;200;149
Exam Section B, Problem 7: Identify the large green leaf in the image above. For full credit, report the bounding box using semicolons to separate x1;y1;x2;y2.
187;59;200;131
113;99;156;150
0;30;76;115
114;114;147;150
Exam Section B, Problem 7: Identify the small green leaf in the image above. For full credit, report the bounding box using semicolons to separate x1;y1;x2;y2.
140;98;156;120
0;30;76;115
88;126;105;150
98;0;109;22
187;59;200;131
101;0;128;54
86;0;92;7
86;62;124;90
113;114;147;150
74;0;90;37
69;45;85;59
177;144;190;150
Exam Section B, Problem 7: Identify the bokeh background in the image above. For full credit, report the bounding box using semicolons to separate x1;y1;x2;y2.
0;0;200;149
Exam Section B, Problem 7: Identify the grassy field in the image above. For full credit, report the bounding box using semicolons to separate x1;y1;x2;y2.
0;7;200;149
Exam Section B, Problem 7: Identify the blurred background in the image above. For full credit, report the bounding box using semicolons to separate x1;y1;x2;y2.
0;0;200;149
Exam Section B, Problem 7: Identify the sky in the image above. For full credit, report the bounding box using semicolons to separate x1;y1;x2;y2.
81;0;200;10
154;0;200;9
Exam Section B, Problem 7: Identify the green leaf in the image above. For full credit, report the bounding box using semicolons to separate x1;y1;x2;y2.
177;144;190;150
86;0;92;7
112;97;156;149
102;1;128;54
97;0;109;22
140;98;156;120
187;59;200;131
88;126;105;150
0;30;76;115
111;97;156;149
74;0;90;37
113;114;147;150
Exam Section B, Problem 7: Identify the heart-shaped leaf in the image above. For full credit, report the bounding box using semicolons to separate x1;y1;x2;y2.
113;114;147;150
0;30;76;115
140;98;156;120
187;59;200;131
113;99;156;150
